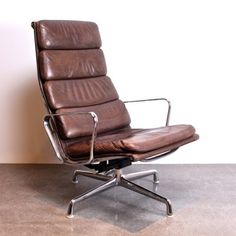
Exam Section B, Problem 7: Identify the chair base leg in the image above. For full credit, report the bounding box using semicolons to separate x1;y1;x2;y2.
73;169;159;184
122;169;159;184
67;177;117;218
72;169;111;183
119;177;172;216
67;169;172;218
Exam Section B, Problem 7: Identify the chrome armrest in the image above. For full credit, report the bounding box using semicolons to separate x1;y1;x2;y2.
124;98;171;126
43;111;98;165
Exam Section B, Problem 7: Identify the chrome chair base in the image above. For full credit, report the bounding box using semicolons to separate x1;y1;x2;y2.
67;168;172;218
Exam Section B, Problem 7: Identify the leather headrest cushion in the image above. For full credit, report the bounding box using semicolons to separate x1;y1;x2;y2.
36;20;102;49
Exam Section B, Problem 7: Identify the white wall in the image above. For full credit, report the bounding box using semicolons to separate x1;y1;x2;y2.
0;0;236;163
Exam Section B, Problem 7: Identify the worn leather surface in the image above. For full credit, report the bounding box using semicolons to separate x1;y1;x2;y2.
39;49;106;80
56;100;131;139
34;20;199;162
44;76;118;109
36;20;101;49
72;133;199;162
35;20;131;139
64;125;197;157
130;134;199;161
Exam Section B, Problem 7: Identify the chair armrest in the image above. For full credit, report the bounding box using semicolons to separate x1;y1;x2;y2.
123;98;171;126
43;111;98;165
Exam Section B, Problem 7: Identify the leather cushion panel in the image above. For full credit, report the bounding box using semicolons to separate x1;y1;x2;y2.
44;76;119;110
121;125;196;152
56;100;131;139
130;134;199;161
79;133;199;162
63;126;139;156
64;125;196;157
36;20;101;49
39;49;106;80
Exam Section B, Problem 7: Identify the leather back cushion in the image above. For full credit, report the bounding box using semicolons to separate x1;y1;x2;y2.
44;76;119;109
39;49;106;80
36;20;131;139
36;20;101;49
56;100;131;139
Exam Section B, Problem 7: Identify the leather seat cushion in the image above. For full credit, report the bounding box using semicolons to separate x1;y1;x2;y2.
125;133;199;161
84;133;199;162
63;124;196;158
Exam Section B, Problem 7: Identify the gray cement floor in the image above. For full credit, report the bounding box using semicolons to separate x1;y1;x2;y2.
0;164;236;236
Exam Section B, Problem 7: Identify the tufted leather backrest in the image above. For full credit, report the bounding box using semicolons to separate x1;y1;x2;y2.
34;20;130;139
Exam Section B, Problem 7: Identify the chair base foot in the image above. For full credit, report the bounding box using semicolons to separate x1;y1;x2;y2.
66;214;74;219
68;168;172;218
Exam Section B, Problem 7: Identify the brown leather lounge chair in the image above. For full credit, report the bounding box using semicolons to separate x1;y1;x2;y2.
31;20;199;218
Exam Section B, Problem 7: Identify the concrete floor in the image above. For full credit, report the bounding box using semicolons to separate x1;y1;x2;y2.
0;164;236;236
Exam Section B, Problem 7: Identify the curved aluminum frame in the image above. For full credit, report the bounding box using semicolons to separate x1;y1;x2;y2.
124;97;171;126
124;98;178;161
44;111;98;165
